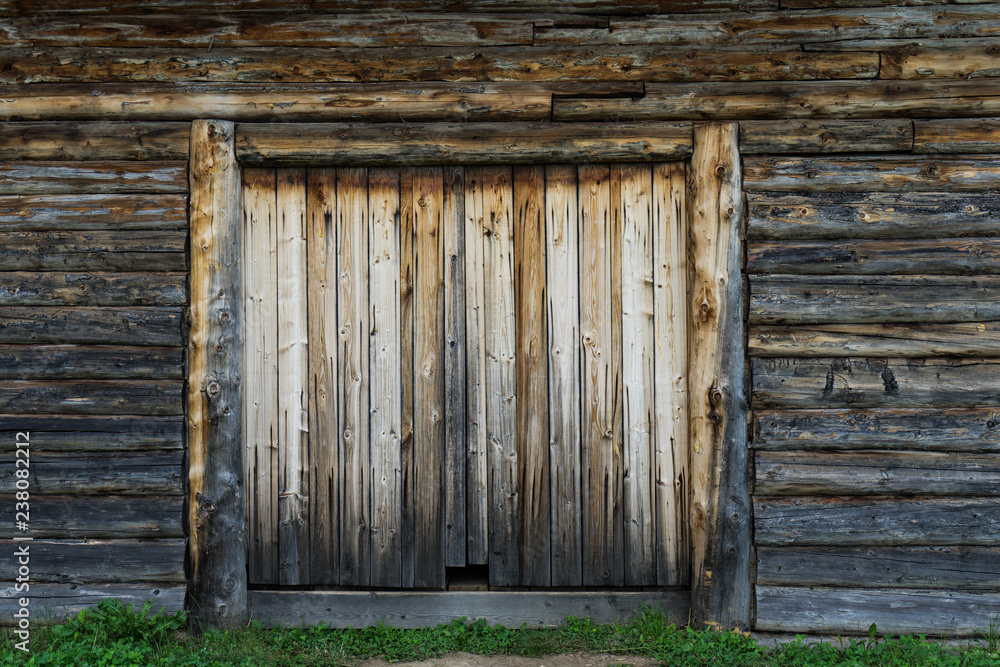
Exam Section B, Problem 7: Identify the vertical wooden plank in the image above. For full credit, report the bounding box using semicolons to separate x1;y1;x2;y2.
243;168;279;585
307;168;339;585
369;167;402;587
337;167;371;587
579;163;624;587
476;165;519;587
653;162;690;587
188;119;247;628
620;163;656;586
399;168;416;587
443;166;467;568
412;166;446;589
277;168;309;586
514;165;550;587
690;124;750;629
464;169;489;567
545;164;582;587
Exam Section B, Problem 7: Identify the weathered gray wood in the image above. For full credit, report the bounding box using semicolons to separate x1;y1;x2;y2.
0;539;186;584
187;119;246;629
0;194;188;232
0;494;183;538
754;496;1000;546
750;323;1000;358
237;122;693;166
0;122;189;160
756;586;1000;636
0;161;187;194
745;156;1000;192
0;231;186;271
0;272;186;307
752;357;1000;409
747;192;1000;241
756;451;1000;496
750;275;1000;324
747;238;1000;275
757;546;1000;590
399;168;416;585
0;584;185;622
0;450;183;495
249;590;691;628
0;344;182;379
753;408;1000;452
882;43;1000;81
0;415;183;452
739;120;913;154
0;380;182;415
0;306;183;346
913;119;1000;154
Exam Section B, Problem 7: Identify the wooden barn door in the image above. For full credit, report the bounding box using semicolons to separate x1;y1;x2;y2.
242;164;690;589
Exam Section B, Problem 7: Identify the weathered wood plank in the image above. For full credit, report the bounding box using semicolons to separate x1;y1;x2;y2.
187;119;246;629
0;584;185;622
250;590;691;629
0;415;183;452
0;161;187;194
745;156;1000;192
755;496;1000;546
0;272;185;307
756;451;1000;496
785;0;998;8
412;167;446;589
753;408;1000;452
756;586;1000;636
752;357;1000;409
0;495;183;538
513;165;548;587
0;380;182;415
544;164;581;587
882;43;1000;80
750;323;1000;358
739;120;913;154
652;162;688;587
750;275;1000;324
0;344;182;379
399;168;416;586
747;192;1000;241
0;194;187;232
913;118;1000;154
688;124;749;629
0;539;186;584
0;306;182;346
757;546;1000;590
0;450;183;495
0;230;185;271
0;122;188;160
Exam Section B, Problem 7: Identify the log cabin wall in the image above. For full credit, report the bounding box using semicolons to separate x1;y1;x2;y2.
0;0;999;633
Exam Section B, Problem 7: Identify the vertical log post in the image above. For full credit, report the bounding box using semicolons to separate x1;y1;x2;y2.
188;119;247;629
688;123;750;629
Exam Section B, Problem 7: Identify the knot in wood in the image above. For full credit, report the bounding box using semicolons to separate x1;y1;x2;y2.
924;164;941;177
715;163;727;177
201;498;217;514
219;311;230;323
206;382;221;398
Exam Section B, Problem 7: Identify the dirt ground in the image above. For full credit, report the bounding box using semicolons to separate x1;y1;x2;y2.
355;652;658;666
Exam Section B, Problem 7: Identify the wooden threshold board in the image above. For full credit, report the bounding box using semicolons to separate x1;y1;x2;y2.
248;590;690;628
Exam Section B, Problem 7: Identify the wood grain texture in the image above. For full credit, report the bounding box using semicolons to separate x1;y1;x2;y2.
398;168;416;586
913;118;1000;154
0;230;185;271
0;122;188;160
0;415;183;452
0;306;182;346
0;584;185;622
0;450;182;495
0;161;187;194
0;344;181;379
0;272;185;307
0;539;186;584
881;42;1000;80
749;323;1000;358
739;120;913;154
0;495;183;538
0;380;182;415
0;194;187;232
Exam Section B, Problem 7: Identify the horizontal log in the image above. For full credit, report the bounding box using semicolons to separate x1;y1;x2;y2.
0;380;183;415
913;118;1000;154
747;238;1000;275
553;80;1000;121
0;230;185;271
0;415;183;451
750;275;1000;324
0;122;188;160
0;306;183;346
0;47;877;84
739;120;912;154
744;156;1000;192
883;42;1000;80
0;583;185;622
747;192;1000;240
756;586;1000;636
753;408;1000;452
0;539;185;583
0;82;640;123
0;161;187;194
0;494;183;538
750;323;1000;358
754;496;1000;546
0;194;187;232
757;546;1000;589
756;450;1000;496
0;272;186;306
237;122;693;165
0;345;182;380
752;357;1000;409
0;450;182;494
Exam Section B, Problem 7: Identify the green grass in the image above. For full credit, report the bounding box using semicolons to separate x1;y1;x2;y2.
0;599;998;666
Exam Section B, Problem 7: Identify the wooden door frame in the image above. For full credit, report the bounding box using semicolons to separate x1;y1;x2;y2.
187;119;749;630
